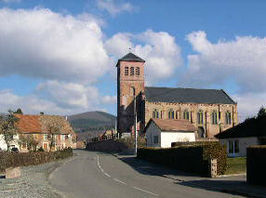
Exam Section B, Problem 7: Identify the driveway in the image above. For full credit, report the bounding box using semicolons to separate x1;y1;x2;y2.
49;150;245;198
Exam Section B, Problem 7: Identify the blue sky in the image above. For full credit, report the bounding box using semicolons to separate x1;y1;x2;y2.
0;0;265;121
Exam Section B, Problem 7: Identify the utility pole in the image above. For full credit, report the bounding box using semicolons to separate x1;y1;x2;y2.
134;95;138;155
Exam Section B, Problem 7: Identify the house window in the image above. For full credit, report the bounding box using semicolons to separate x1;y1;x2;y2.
228;140;239;155
197;110;204;124
152;109;159;119
168;109;175;119
183;110;190;120
153;136;159;144
136;67;140;76
225;111;232;125
130;67;134;76
125;67;129;76
43;134;48;140
212;111;218;125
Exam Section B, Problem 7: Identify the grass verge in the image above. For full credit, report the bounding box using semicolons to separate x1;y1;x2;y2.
225;157;246;175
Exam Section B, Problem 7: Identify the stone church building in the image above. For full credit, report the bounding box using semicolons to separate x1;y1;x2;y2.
116;52;238;139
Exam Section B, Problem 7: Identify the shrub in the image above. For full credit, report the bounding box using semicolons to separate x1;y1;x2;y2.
138;142;227;176
0;148;73;172
247;145;266;186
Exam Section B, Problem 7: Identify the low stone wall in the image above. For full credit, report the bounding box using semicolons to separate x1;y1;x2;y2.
86;139;128;153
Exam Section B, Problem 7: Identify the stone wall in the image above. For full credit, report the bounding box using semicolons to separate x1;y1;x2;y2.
144;101;238;138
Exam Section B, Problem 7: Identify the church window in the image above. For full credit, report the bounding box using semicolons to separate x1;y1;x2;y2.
225;111;232;125
136;67;140;76
168;109;175;119
152;109;159;119
130;67;134;76
212;111;218;125
130;87;135;96
183;110;190;120
197;110;204;124
161;111;163;119
125;67;129;76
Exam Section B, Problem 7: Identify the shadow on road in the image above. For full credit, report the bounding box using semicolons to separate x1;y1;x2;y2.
118;155;201;180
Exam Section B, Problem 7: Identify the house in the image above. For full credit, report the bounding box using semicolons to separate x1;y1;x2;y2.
0;134;19;151
215;115;266;157
116;53;238;139
15;114;76;152
145;119;197;148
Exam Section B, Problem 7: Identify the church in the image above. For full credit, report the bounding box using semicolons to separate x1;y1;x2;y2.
116;52;238;139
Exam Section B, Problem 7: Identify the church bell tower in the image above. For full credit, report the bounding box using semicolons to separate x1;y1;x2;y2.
116;52;145;136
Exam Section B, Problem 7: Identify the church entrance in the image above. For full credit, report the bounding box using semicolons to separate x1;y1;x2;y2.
197;127;205;138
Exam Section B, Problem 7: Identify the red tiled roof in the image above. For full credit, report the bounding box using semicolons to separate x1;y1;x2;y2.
15;114;75;136
149;119;197;132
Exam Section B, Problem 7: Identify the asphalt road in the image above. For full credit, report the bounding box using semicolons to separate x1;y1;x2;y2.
49;150;243;198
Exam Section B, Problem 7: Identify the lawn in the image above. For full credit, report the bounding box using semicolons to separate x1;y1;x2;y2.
225;157;246;175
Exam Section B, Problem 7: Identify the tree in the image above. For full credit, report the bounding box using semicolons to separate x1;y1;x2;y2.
14;108;23;114
19;134;39;151
257;106;266;118
0;110;19;150
47;122;61;151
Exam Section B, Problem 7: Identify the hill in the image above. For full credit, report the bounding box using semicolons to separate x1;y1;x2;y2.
68;111;116;134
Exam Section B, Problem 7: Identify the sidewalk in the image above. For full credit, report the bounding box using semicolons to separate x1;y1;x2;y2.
115;154;266;198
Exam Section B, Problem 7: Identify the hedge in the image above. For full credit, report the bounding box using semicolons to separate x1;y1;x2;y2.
138;142;227;176
247;145;266;186
0;148;73;172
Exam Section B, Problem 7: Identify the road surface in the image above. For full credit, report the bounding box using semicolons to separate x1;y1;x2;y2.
49;150;243;198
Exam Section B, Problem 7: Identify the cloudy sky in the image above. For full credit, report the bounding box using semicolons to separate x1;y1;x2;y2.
0;0;265;121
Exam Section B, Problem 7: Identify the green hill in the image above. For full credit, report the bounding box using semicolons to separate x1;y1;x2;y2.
68;111;116;133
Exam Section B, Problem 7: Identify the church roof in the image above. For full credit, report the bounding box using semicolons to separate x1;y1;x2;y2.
144;87;236;104
116;53;145;66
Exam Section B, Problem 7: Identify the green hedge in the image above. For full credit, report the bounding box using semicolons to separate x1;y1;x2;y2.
247;145;266;186
138;142;227;176
0;148;73;172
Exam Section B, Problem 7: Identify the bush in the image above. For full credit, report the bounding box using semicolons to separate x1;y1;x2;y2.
138;142;227;176
117;137;146;149
247;145;266;186
0;148;73;172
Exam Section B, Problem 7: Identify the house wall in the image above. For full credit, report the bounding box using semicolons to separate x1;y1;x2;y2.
145;101;238;138
145;122;161;147
161;132;196;148
219;137;258;157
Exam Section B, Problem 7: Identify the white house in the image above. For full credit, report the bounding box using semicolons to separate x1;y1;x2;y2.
215;115;266;157
145;119;197;148
0;134;20;151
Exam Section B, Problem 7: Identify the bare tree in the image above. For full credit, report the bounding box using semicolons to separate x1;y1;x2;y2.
0;110;19;151
47;122;61;151
19;134;39;151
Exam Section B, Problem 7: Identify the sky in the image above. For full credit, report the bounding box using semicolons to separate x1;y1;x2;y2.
0;0;265;121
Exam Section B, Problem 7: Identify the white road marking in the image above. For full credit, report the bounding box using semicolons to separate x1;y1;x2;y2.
104;172;111;177
133;186;159;197
113;178;127;185
96;154;111;178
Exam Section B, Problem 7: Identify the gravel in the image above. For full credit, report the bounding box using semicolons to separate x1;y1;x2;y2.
0;159;69;198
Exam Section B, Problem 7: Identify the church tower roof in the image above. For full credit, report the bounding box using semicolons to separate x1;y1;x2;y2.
116;52;145;66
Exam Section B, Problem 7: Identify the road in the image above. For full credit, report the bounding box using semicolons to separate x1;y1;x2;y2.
49;150;243;198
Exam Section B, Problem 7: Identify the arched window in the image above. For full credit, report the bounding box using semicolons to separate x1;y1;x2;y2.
130;87;135;96
136;67;140;76
212;111;218;125
225;111;232;125
183;110;190;120
197;110;204;124
130;67;134;76
152;109;159;119
125;67;129;76
168;109;175;119
160;111;163;119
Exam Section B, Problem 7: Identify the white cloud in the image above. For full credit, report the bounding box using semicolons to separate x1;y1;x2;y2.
36;80;99;109
105;30;183;84
96;0;134;16
0;8;110;83
183;31;266;93
101;95;116;104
